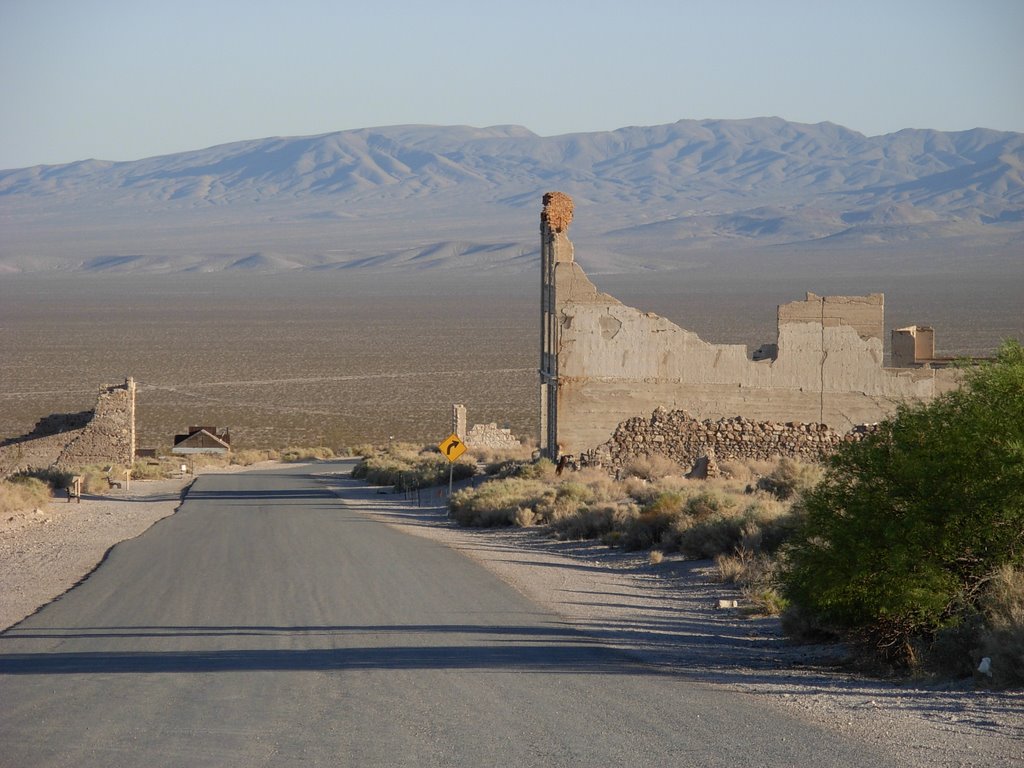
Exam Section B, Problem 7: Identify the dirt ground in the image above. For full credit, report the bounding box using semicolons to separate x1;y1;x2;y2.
2;463;1021;767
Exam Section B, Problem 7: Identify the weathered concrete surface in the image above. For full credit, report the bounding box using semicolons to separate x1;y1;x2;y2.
539;194;961;457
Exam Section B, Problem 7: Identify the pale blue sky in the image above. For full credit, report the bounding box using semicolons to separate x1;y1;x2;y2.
1;0;1022;169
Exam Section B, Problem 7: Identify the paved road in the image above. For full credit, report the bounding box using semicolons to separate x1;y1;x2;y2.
0;462;894;767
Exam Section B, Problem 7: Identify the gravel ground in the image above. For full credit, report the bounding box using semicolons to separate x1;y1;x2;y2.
2;463;1021;767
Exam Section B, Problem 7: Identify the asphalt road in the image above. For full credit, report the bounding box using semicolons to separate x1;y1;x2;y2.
0;462;895;767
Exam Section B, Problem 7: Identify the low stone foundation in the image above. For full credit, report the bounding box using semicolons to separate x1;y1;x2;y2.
582;406;874;473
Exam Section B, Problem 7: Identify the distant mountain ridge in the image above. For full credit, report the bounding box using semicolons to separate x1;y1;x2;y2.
1;118;1021;275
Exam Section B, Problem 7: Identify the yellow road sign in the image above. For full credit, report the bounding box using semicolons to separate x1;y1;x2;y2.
438;432;467;462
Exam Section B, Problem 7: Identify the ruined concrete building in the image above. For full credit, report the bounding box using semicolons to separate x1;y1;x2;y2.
538;193;961;461
0;379;137;477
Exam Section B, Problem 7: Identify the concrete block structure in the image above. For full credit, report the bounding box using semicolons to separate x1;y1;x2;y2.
537;193;962;459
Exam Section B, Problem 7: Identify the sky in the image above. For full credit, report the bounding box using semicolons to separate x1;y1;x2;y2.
1;0;1022;169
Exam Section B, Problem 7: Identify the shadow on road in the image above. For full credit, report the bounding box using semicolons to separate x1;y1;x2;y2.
0;631;660;677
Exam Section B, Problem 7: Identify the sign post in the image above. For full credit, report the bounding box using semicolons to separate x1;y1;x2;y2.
438;432;467;497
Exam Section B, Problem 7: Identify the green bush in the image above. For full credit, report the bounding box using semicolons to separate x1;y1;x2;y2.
783;340;1024;666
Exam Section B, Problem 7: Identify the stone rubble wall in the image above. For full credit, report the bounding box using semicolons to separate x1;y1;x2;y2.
583;406;875;473
464;422;521;451
0;380;136;478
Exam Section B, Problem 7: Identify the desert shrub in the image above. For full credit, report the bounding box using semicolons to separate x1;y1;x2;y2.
281;445;335;462
615;490;686;550
756;458;824;500
449;477;552;527
682;489;737;520
229;448;281;465
0;476;53;515
499;458;556;481
783;340;1024;667
622;453;683;481
353;445;475;491
549;502;628;540
716;548;787;616
533;481;594;524
718;458;775;484
669;514;746;559
740;500;801;555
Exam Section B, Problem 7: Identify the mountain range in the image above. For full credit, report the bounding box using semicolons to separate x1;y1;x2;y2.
1;118;1021;275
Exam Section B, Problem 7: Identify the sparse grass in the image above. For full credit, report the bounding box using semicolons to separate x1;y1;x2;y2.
0;476;53;515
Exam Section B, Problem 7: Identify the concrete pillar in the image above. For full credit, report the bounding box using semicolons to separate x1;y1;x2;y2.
452;403;467;440
126;377;137;462
539;192;574;460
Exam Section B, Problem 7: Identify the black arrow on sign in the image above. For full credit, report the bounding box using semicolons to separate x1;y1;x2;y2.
446;439;461;456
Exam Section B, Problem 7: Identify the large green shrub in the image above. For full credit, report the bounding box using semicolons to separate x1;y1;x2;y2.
783;340;1024;664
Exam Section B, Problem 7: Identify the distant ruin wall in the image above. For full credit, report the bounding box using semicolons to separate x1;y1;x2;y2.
465;423;521;451
538;193;962;457
586;407;875;472
453;403;521;451
0;379;136;477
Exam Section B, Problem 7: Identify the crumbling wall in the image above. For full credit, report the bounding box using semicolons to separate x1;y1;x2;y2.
0;379;136;477
465;423;521;451
539;193;962;457
453;403;521;451
587;407;875;473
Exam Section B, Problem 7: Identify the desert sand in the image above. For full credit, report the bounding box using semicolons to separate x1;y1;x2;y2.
2;464;1021;767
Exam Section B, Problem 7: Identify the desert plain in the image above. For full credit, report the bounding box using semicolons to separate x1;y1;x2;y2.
1;267;1021;452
